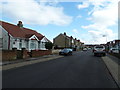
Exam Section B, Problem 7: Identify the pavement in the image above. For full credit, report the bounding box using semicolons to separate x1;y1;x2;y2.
2;50;118;88
1;54;64;71
102;53;120;88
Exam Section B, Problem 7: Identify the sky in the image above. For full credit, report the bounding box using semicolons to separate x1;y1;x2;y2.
0;0;119;44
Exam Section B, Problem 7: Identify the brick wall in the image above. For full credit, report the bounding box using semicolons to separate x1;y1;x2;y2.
2;49;29;61
22;50;29;59
2;49;52;61
2;50;17;61
31;50;52;57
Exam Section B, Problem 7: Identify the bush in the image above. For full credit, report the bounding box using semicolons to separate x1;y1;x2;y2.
45;42;53;50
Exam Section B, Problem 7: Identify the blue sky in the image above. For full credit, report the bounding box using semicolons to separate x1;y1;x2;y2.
1;0;119;44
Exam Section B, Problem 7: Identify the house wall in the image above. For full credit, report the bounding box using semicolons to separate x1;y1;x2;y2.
13;38;22;50
0;26;8;50
13;38;29;50
0;26;2;50
53;34;70;48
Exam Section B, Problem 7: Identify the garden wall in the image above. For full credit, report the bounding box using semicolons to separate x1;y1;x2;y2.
31;50;52;57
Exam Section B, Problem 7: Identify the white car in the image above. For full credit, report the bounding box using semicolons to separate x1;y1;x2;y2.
109;48;119;53
83;48;87;51
93;45;106;56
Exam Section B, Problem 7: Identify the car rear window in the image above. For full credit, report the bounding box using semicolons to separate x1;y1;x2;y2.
95;46;104;48
63;49;69;51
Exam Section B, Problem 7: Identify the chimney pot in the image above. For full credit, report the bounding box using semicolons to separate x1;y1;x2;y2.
70;36;73;38
17;21;23;28
64;32;66;35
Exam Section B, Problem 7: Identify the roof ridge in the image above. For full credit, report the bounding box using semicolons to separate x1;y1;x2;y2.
0;20;18;27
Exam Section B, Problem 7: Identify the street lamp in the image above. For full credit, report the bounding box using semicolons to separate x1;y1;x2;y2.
102;35;107;43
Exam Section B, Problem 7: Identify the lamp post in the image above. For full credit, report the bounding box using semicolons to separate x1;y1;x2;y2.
102;35;107;43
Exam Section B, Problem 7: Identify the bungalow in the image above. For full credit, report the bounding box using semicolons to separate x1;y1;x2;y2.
0;21;51;51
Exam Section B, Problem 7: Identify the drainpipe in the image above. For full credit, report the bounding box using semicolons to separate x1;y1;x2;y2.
8;33;10;50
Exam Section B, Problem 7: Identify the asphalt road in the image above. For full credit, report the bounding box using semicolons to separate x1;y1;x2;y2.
2;50;118;88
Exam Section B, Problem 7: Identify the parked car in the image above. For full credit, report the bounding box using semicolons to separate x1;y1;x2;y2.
59;48;72;55
93;45;106;56
83;48;87;51
109;48;119;53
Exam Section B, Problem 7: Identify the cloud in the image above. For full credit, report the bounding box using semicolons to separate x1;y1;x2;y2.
77;2;89;9
72;29;79;40
80;0;118;44
1;0;72;26
76;15;82;19
88;29;117;44
73;29;79;33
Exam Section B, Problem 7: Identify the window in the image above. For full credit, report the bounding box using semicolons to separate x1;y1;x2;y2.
30;41;36;50
19;42;22;49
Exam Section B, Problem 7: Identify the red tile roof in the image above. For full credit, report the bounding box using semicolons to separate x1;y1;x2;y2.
0;21;44;40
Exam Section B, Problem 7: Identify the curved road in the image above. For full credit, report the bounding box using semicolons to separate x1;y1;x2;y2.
3;50;118;88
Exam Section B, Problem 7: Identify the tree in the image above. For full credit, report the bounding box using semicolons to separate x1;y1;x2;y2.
45;42;53;50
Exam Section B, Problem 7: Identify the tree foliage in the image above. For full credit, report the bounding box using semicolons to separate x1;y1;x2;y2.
45;42;53;50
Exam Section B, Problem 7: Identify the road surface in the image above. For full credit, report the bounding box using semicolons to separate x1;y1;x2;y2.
2;50;118;88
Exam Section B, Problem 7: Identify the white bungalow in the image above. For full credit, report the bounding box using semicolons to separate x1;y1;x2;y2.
0;21;51;51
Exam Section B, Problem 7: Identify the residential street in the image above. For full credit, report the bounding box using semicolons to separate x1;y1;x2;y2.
2;50;118;88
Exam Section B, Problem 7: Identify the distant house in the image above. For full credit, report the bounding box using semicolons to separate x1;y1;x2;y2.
106;40;120;52
112;40;120;49
0;21;51;51
53;32;83;50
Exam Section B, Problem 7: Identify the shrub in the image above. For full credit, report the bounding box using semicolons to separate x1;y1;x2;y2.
45;42;53;50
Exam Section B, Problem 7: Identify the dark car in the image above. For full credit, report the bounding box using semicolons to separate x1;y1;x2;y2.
59;48;72;56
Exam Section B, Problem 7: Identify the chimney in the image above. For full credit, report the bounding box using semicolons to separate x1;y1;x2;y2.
17;21;23;28
64;32;66;36
78;39;80;42
70;36;73;39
